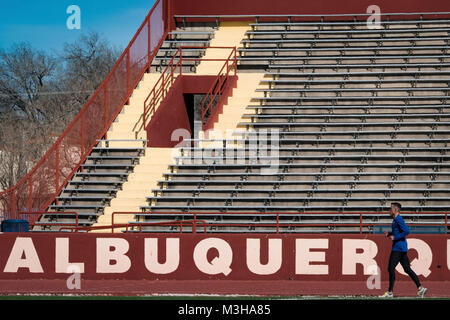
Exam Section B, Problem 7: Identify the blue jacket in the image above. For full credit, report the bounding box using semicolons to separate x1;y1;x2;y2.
389;214;410;252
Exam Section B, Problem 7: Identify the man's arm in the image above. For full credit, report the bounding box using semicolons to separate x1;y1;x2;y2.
394;216;410;240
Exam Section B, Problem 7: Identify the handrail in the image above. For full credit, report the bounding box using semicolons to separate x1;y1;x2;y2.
70;210;449;234
200;46;237;131
0;0;168;225
111;211;207;234
60;219;207;233
135;46;183;134
134;46;238;134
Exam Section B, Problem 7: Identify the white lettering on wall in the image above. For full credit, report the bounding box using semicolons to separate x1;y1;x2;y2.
144;238;180;274
3;237;43;273
342;239;378;275
193;238;232;276
55;238;85;273
295;239;329;275
96;238;131;273
246;238;282;275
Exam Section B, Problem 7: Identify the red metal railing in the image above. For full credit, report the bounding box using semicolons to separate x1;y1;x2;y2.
58;211;449;234
138;46;184;133
0;0;168;225
136;46;237;133
200;46;237;131
60;220;208;233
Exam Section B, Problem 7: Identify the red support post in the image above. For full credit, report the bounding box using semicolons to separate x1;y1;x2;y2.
104;82;108;139
276;213;279;234
126;51;130;94
234;47;237;75
180;47;183;75
28;177;32;214
81;110;85;158
11;190;15;220
162;73;165;100
193;211;197;234
360;212;363;234
148;16;151;71
55;145;59;200
446;213;448;234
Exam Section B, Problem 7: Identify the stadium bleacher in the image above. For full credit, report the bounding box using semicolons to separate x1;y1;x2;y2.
25;13;450;234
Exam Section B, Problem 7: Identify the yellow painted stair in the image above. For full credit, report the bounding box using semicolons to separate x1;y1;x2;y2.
90;21;266;232
92;147;177;232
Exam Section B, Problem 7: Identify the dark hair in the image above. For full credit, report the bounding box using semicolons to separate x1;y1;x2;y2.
391;202;402;210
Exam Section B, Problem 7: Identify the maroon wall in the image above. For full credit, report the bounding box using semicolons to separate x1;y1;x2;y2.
145;76;190;147
0;233;448;282
145;75;237;147
170;0;450;17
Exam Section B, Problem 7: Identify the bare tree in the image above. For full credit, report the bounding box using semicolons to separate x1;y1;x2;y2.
0;32;120;191
60;32;120;115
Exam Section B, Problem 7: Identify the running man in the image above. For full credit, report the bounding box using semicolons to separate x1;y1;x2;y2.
380;202;428;298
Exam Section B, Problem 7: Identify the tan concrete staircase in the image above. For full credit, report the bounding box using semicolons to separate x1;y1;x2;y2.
92;21;268;232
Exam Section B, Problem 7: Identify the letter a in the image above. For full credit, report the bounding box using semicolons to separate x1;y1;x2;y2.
66;5;81;30
4;237;43;273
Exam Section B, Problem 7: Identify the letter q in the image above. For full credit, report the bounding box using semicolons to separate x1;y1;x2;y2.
193;238;233;276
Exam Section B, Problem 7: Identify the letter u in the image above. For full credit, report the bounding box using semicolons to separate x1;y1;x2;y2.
145;238;180;274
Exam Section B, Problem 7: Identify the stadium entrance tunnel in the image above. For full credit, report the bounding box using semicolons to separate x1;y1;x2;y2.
145;75;238;147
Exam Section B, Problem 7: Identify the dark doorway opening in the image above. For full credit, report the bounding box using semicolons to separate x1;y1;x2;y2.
183;93;205;139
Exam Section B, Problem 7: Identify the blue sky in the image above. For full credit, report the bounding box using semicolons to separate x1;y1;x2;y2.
0;0;157;53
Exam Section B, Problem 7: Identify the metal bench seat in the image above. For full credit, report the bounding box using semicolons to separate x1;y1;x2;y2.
242;114;450;122
152;188;449;196
147;195;448;203
33;220;92;226
80;163;135;171
74;172;129;181
183;137;450;146
175;156;450;166
252;94;450;101
229;130;450;142
259;79;450;87
170;162;450;171
265;69;450;76
152;56;200;64
61;188;118;196
56;196;113;204
238;54;450;62
239;45;450;55
178;145;449;155
265;62;450;71
241;36;450;46
68;180;124;188
157;179;449;188
163;171;450;182
86;155;140;163
247;105;450;114
167;31;214;40
92;146;146;152
255;87;450;95
245;27;450;36
48;204;105;212
238;121;450;130
140;204;450;212
249;19;450;28
161;39;211;45
156;48;207;57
